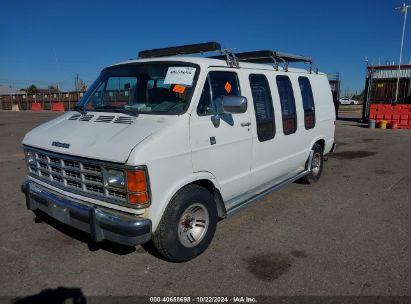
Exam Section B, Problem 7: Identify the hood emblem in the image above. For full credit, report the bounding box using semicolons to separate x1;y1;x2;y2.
52;141;70;149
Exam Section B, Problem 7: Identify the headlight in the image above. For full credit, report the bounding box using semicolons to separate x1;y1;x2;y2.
25;151;36;165
106;169;125;188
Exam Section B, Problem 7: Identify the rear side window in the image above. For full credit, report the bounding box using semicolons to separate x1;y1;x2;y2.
249;74;275;141
298;77;316;129
197;71;240;116
276;76;297;135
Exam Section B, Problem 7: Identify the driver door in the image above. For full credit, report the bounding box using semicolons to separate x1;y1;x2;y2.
190;69;253;202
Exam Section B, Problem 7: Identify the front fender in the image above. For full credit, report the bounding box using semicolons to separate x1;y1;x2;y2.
148;171;221;231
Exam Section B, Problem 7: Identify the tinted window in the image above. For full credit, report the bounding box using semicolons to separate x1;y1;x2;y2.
197;71;240;116
276;76;297;135
298;77;316;129
249;74;275;141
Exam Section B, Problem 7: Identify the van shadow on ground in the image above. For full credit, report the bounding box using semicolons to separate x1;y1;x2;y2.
34;211;136;255
13;287;86;304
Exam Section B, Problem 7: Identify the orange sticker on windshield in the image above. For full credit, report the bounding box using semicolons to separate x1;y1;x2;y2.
173;84;186;94
224;82;232;93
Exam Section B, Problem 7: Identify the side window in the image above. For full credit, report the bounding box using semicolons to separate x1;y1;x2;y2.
276;76;297;135
298;77;316;129
197;71;240;116
249;74;275;141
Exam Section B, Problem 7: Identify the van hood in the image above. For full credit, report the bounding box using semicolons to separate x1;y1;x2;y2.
22;112;179;163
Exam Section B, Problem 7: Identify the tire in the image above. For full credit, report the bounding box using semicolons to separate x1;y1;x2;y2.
152;184;218;262
350;102;354;105
302;143;324;184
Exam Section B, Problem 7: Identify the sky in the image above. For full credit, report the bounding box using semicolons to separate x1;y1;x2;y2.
0;0;410;95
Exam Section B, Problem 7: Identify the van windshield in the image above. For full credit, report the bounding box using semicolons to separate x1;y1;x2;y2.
76;62;199;115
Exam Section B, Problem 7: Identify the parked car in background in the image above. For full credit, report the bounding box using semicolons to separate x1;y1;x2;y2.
339;97;359;105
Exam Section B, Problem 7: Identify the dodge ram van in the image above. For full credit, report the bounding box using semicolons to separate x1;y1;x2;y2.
21;42;336;262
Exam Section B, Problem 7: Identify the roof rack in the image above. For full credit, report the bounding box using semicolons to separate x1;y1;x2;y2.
137;42;315;72
211;50;312;72
138;41;239;67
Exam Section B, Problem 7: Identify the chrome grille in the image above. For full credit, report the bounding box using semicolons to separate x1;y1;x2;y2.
52;175;63;183
51;166;62;174
84;174;102;183
63;160;80;169
26;149;127;203
108;189;127;200
83;163;101;172
67;179;82;189
49;157;61;165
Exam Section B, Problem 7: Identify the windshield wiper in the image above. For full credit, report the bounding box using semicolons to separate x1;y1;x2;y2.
94;106;139;117
73;105;87;115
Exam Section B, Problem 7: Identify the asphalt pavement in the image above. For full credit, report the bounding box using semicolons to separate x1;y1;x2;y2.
0;111;410;298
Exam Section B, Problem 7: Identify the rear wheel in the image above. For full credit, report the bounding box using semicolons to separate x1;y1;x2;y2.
152;184;218;262
302;143;324;184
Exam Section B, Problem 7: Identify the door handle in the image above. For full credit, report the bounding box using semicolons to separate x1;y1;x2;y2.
241;121;251;127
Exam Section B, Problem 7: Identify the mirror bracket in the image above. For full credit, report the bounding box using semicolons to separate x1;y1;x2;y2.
211;114;220;128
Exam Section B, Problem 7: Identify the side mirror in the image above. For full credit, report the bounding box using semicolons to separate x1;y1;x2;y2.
211;96;248;128
222;96;248;114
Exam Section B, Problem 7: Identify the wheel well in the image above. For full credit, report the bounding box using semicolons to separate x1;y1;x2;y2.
188;179;226;219
315;139;325;151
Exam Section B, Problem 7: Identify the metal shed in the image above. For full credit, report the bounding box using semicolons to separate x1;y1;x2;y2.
363;64;411;121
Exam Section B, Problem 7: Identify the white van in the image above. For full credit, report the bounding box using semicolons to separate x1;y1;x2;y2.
21;42;336;262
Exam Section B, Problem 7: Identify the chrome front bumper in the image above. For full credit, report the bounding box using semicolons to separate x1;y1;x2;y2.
21;180;152;246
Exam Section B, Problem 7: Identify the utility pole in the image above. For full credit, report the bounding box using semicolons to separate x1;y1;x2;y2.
75;74;79;102
9;85;12;109
394;3;410;103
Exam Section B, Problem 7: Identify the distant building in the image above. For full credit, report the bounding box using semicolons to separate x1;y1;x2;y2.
364;64;411;103
362;64;411;120
0;85;24;95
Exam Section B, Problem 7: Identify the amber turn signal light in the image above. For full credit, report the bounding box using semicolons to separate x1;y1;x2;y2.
128;193;149;204
127;170;147;193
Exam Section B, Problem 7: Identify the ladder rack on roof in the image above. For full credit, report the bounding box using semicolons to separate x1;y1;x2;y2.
211;50;313;72
137;42;315;72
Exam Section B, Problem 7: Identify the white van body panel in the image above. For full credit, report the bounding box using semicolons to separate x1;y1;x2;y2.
22;112;181;163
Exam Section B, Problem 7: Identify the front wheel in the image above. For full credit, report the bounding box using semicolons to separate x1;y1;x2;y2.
152;184;218;262
302;143;324;184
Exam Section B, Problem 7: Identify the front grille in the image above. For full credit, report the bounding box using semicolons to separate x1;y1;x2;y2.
52;175;63;183
26;149;127;203
108;189;127;200
65;170;81;179
67;179;82;189
84;174;102;183
64;160;80;169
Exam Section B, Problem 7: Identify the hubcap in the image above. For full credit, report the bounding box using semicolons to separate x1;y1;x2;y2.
311;152;321;176
178;203;209;248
